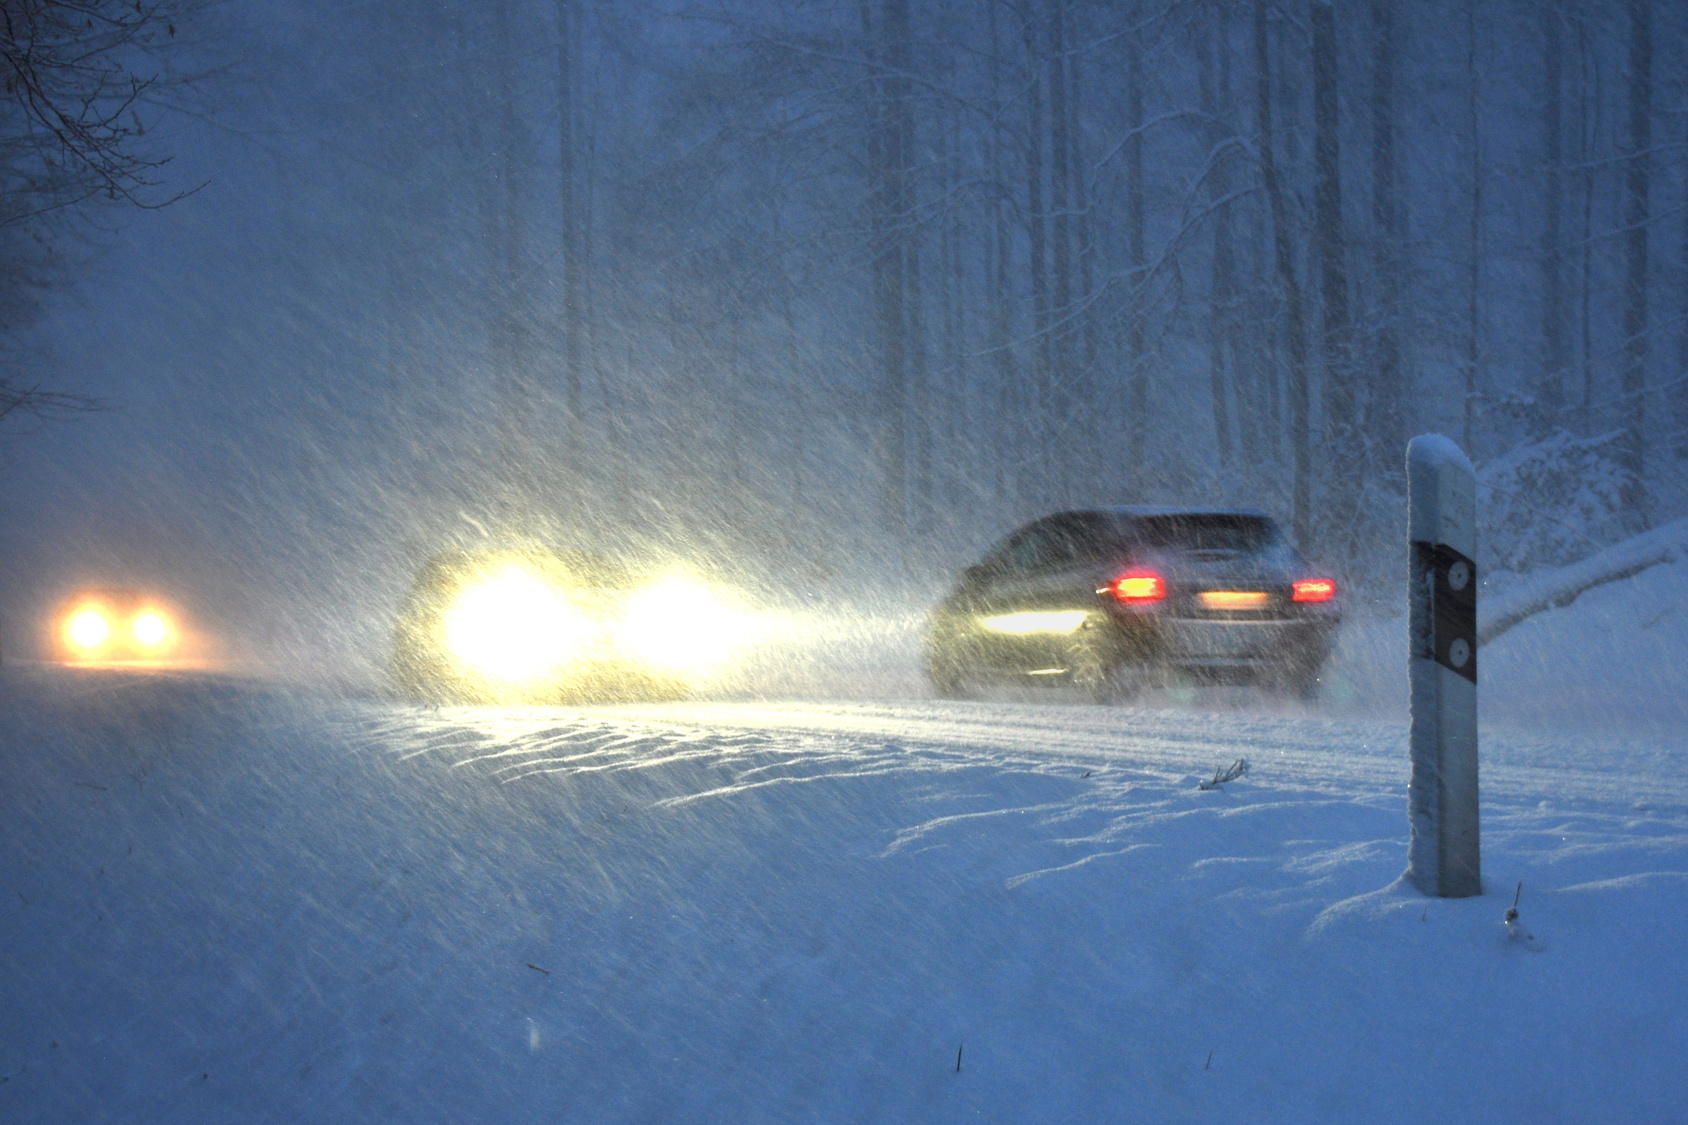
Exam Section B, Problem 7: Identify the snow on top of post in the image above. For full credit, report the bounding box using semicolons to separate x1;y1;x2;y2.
1408;434;1476;554
1407;433;1474;476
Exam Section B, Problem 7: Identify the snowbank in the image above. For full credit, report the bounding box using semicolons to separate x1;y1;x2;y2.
1481;515;1688;645
1481;552;1688;738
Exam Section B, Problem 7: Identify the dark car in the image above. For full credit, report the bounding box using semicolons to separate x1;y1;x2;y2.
924;508;1340;701
392;545;755;703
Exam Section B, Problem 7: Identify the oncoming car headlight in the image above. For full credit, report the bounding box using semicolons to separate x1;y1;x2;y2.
131;610;174;648
66;607;113;651
615;577;751;672
57;594;181;661
443;567;594;684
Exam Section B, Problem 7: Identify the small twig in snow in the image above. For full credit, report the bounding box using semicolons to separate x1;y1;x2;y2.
1204;1051;1213;1070
1198;759;1249;790
955;1042;963;1073
526;963;550;975
1504;881;1546;950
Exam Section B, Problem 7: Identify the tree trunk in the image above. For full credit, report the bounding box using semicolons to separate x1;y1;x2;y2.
987;0;1018;509
1020;0;1051;504
1369;0;1405;473
864;0;910;533
1199;6;1234;472
1679;107;1688;461
1066;1;1099;486
1619;0;1651;528
1540;3;1567;430
1312;0;1354;553
557;0;585;496
1576;16;1597;436
493;0;533;517
936;105;965;518
1047;0;1074;499
1463;2;1481;453
889;0;929;531
1254;0;1312;551
1124;15;1148;483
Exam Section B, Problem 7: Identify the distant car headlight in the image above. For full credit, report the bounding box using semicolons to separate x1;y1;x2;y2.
616;577;749;672
443;567;593;684
66;608;112;651
131;610;174;648
54;591;187;663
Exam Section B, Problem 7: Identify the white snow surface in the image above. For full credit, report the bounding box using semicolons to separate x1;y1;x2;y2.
5;567;1688;1122
1480;513;1688;644
1406;432;1473;475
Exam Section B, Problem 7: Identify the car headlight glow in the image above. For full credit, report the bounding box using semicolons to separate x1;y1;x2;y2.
131;610;173;648
616;577;749;672
66;608;112;650
443;567;593;684
981;610;1091;635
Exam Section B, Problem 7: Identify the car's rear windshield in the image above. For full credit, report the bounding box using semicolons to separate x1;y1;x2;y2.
1129;514;1276;554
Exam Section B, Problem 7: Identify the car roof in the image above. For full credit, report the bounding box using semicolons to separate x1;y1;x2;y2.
1081;506;1276;521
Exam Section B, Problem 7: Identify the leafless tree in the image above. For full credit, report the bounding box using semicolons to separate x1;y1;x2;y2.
0;0;198;427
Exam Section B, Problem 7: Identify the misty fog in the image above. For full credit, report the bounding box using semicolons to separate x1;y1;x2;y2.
1;0;1681;691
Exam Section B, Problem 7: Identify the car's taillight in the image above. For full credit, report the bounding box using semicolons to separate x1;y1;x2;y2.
1107;567;1166;603
1291;578;1336;603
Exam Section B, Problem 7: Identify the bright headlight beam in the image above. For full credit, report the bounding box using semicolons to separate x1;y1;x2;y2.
981;610;1091;635
131;611;172;647
443;567;592;684
616;577;750;672
67;609;111;650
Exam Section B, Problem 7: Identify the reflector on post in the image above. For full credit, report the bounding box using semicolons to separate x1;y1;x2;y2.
1406;434;1481;898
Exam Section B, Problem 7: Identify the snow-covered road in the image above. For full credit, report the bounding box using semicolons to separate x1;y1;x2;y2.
4;665;1687;1123
365;693;1688;815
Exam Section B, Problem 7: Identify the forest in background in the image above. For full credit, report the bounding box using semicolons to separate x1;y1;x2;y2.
11;0;1688;603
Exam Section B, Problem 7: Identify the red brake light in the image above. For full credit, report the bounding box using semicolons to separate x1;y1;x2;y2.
1292;578;1336;603
1108;567;1166;603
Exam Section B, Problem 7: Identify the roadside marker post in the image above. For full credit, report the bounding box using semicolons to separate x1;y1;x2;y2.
1405;434;1482;897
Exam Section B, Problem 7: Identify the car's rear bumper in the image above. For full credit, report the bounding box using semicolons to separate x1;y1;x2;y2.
927;610;1337;682
1155;616;1334;669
